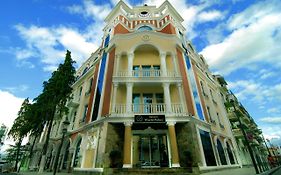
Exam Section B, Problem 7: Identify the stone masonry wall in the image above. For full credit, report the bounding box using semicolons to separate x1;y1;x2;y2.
176;122;202;168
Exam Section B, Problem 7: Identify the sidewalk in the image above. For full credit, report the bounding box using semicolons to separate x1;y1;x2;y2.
13;166;281;175
201;166;281;175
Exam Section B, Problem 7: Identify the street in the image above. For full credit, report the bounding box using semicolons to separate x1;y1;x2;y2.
271;167;281;175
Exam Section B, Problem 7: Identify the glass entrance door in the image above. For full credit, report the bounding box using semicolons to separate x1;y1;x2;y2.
133;134;169;168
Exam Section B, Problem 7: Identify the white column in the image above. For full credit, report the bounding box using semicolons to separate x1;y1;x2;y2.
160;52;167;76
177;83;186;113
163;82;172;113
127;53;134;77
115;54;121;76
126;83;133;113
111;83;118;113
171;53;178;76
123;121;133;168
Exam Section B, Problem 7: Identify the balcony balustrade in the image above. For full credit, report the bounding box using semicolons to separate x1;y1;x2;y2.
67;98;79;108
112;103;184;115
114;70;179;78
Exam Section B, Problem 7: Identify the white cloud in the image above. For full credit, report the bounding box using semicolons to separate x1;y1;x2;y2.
260;117;281;123
260;124;281;145
200;1;281;75
260;71;276;80
0;90;24;129
228;0;281;30
267;108;281;114
4;85;29;94
14;0;114;72
198;10;224;22
14;24;98;71
67;0;111;20
227;80;281;106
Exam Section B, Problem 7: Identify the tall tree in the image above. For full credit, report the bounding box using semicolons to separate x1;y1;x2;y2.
8;98;31;171
38;50;76;172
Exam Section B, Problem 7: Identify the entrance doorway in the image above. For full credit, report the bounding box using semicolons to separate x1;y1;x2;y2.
133;134;169;168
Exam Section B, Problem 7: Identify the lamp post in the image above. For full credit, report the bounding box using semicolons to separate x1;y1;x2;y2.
53;117;70;175
229;97;259;174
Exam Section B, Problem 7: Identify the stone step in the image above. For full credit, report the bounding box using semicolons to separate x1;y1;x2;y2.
104;167;197;175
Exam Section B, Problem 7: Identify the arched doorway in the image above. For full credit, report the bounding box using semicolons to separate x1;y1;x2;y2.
226;142;235;164
73;138;82;168
217;139;227;165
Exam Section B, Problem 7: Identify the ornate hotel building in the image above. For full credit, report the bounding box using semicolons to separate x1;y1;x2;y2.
29;1;244;174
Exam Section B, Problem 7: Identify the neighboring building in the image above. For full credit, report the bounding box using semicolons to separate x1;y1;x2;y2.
0;124;8;164
29;1;247;174
216;76;269;173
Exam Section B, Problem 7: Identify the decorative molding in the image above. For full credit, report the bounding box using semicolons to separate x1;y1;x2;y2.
142;35;150;41
124;121;133;126
167;121;176;126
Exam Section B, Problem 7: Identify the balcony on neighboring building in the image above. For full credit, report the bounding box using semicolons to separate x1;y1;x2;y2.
232;128;243;138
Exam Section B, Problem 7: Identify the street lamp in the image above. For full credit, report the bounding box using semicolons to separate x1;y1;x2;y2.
53;117;70;175
229;95;259;174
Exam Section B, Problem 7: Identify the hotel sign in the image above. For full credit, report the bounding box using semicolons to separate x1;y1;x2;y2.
134;115;165;123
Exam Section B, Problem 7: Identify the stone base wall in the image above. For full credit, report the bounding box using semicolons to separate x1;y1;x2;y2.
103;123;124;168
176;122;202;168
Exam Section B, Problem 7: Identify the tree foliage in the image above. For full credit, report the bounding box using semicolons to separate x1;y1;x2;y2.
7;50;76;171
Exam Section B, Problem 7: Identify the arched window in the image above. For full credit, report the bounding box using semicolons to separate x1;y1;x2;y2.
227;142;235;164
73;138;82;167
137;25;153;32
217;139;227;165
199;130;217;166
62;142;70;169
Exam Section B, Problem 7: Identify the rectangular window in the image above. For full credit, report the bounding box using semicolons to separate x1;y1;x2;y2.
133;94;141;113
209;89;213;98
216;112;221;123
78;86;83;100
143;94;153;113
142;65;151;77
92;53;107;121
88;78;93;93
200;81;208;98
184;53;205;120
82;105;88;122
206;106;211;119
153;65;160;76
133;65;140;77
155;93;164;113
199;130;217;166
104;35;110;48
156;93;164;103
72;111;77;130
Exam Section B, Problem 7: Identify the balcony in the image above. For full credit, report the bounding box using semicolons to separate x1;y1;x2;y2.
232;128;243;138
112;103;185;116
113;70;181;83
67;98;79;108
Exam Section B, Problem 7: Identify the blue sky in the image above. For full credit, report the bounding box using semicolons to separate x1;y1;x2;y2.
0;0;281;146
